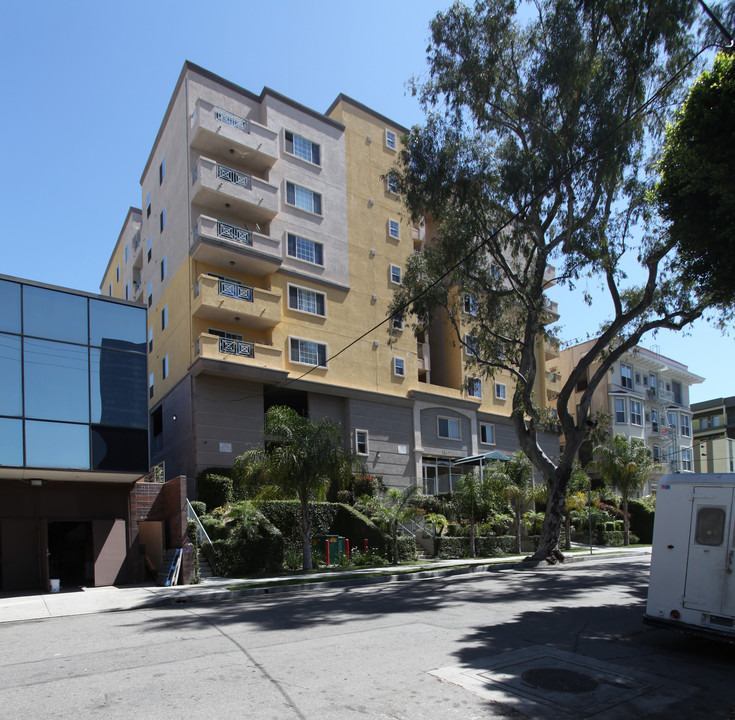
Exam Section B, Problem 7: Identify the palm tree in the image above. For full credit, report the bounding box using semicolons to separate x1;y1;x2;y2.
233;406;351;570
594;434;653;546
366;485;420;564
498;452;546;554
453;471;492;558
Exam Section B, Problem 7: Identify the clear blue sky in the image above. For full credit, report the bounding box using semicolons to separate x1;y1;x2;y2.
1;1;730;403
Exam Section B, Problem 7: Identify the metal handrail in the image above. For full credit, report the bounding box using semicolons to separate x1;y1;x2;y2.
186;499;217;575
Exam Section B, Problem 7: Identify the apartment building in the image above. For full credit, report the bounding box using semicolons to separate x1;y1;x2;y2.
691;396;735;473
101;62;559;496
559;341;703;491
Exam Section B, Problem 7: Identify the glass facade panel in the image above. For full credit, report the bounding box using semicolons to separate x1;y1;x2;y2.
23;285;88;343
90;348;147;427
91;426;148;471
0;279;21;333
25;420;90;469
23;338;89;422
0;417;23;467
89;299;146;352
0;333;22;416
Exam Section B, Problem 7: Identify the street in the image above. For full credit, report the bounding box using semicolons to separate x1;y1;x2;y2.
1;556;733;719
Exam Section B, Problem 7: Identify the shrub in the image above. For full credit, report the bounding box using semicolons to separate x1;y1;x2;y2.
435;536;469;559
596;529;640;546
628;498;655;543
336;490;354;505
189;500;207;517
391;535;417;562
212;511;283;575
349;548;388;566
487;513;513;535
187;519;200;584
199;514;230;541
197;474;233;512
475;535;518;556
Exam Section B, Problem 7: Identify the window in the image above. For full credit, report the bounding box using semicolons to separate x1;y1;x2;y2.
160;206;166;232
108;284;112;297
480;423;495;445
391;316;403;331
468;377;482;398
438;416;460;440
125;283;129;300
712;415;721;427
652;445;660;462
288;285;326;316
495;382;506;400
116;264;120;282
147;236;152;262
148;327;153;353
621;363;633;389
146;191;151;218
615;397;626;423
149;372;154;399
681;415;691;437
388;219;400;239
285;131;320;165
668;411;678;432
286;182;322;215
465;334;478;357
701;417;709;430
651;408;659;433
290;337;327;367
635;372;641;385
386;174;398;194
464;295;478;315
695;506;725;545
147;282;152;308
355;429;368;456
161;304;168;331
393;357;405;377
630;400;642;426
159;157;165;185
125;243;129;263
385;129;397;150
682;448;693;471
287;233;323;265
649;374;657;395
162;355;169;380
160;255;167;281
490;264;501;281
390;265;402;284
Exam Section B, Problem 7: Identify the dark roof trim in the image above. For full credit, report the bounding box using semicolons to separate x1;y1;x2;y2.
326;93;409;135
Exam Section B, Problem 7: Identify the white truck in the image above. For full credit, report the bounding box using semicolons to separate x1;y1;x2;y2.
644;474;735;642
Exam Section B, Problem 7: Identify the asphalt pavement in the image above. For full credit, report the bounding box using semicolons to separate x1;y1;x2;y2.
0;546;651;624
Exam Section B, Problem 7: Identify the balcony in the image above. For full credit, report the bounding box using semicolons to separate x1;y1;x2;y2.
195;332;284;374
417;341;431;372
190;101;278;173
192;274;281;329
191;214;281;276
546;370;562;400
131;231;143;270
544;338;560;361
191;157;278;224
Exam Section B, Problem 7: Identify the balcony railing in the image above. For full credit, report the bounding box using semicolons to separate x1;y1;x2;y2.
217;163;251;189
214;106;249;133
218;279;253;302
217;220;252;246
220;337;254;358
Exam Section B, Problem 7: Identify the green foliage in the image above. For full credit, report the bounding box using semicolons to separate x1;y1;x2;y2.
628;498;655;544
364;485;421;564
197;474;233;512
435;535;521;559
654;51;735;307
211;509;284;575
187;519;200;584
199;514;230;542
189;500;207;517
349;548;388;567
522;511;545;535
392;535;417;563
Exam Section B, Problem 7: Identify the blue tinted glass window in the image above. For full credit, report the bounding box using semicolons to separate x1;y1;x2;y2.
89;299;146;353
92;427;148;471
0;417;23;467
0;333;22;416
25;420;89;469
23;285;88;344
23;338;89;422
90;348;147;427
0;280;21;334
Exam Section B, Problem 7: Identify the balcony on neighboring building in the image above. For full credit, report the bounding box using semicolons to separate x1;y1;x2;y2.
417;341;431;372
190;214;282;276
191;157;278;224
190;101;278;174
545;338;560;361
131;231;143;270
546;369;562;400
192;274;281;329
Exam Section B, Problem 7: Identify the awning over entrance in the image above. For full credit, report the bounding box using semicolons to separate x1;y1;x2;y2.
453;450;511;465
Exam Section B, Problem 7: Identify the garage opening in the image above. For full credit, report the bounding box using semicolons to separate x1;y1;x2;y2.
48;521;94;588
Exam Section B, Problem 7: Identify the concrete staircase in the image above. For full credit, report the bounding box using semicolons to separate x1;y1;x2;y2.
197;549;216;580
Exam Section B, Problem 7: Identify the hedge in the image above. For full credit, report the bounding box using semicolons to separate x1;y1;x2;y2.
197;474;233;512
212;512;284;575
434;535;522;559
628;499;655;543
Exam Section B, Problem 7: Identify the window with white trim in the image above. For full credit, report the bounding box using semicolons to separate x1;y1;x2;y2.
495;382;506;400
355;429;368;456
468;377;482;398
480;422;495;445
386;174;398;194
464;295;478;315
438;416;460;440
390;264;402;284
388;219;400;239
286;181;322;215
290;337;327;367
465;334;478;357
392;316;403;331
287;233;323;265
285;131;320;165
681;414;691;437
630;399;642;426
385;129;397;150
615;397;626;423
393;357;405;377
668;411;678;432
653;445;660;462
288;285;326;316
621;363;633;389
651;408;659;433
682;447;693;471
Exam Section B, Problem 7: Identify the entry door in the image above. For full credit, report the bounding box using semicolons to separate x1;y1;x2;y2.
683;487;735;615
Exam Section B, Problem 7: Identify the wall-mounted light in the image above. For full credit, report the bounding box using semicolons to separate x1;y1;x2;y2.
368;199;374;207
30;479;43;487
172;415;177;422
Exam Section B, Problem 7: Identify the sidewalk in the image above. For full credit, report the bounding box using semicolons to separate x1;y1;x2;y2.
0;545;651;624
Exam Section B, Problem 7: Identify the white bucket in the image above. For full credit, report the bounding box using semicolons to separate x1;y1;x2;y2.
49;579;60;593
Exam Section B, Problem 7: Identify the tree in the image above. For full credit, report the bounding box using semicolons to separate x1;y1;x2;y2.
497;452;545;554
594;434;653;545
233;406;351;570
365;485;421;564
454;471;493;557
653;50;735;306
564;462;590;550
390;0;729;563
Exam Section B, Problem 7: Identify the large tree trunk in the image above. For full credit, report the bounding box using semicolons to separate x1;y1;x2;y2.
530;471;569;563
469;517;476;558
515;506;522;555
623;497;630;546
564;513;571;551
301;498;312;571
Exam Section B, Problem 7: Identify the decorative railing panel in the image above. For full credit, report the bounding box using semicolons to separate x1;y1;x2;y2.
219;337;254;358
216;163;251;189
217;221;252;246
214;107;249;133
218;280;253;302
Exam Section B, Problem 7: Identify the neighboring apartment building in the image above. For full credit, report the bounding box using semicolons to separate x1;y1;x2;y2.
0;275;149;591
101;62;559;496
691;396;735;473
559;341;703;492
